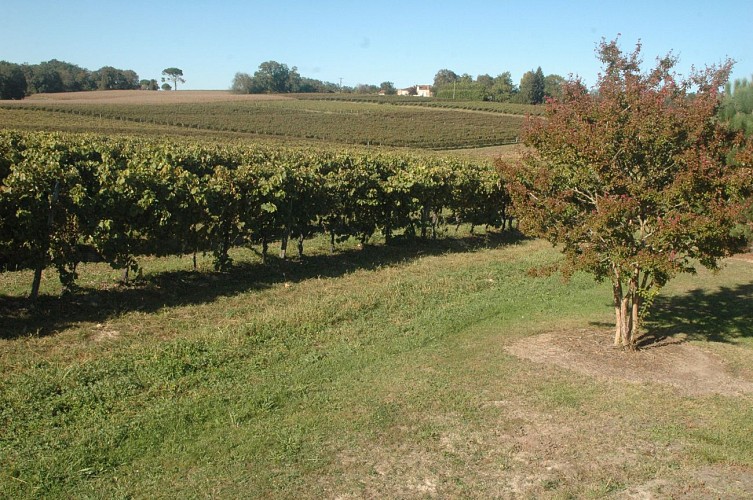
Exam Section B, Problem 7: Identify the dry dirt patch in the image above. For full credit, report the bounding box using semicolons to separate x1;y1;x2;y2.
620;465;753;499
506;329;753;397
730;252;753;263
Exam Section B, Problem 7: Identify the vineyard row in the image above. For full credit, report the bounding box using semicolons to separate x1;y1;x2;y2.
0;131;510;298
1;103;524;150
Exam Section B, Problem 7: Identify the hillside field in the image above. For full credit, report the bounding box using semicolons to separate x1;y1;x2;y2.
0;90;531;150
2;90;753;498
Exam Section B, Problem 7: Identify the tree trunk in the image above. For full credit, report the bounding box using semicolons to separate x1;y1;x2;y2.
261;237;268;264
613;276;639;350
384;211;392;245
613;281;621;347
297;233;304;259
280;229;289;259
421;205;429;239
329;231;335;255
629;273;641;346
30;266;43;302
632;295;641;344
30;181;60;301
620;295;633;347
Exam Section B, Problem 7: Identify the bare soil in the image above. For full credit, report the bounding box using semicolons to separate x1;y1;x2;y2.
730;252;753;263
10;90;292;105
506;329;753;397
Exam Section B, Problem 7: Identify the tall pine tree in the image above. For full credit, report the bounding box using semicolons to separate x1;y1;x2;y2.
533;67;545;104
518;67;546;104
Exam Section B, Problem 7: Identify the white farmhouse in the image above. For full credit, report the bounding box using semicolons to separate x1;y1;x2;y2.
397;85;433;97
416;85;432;97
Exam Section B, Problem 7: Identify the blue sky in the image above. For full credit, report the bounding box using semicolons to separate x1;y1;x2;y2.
4;0;752;90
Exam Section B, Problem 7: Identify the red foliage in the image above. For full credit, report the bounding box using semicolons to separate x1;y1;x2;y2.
497;38;753;347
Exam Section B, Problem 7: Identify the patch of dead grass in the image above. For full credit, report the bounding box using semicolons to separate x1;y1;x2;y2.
621;465;753;499
506;329;753;397
730;252;753;263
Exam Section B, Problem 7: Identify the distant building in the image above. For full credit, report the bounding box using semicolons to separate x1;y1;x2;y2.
416;85;432;97
397;85;432;97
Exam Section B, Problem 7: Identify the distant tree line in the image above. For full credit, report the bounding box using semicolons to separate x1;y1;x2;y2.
0;59;151;99
432;67;564;104
351;82;398;95
232;61;407;95
231;61;341;94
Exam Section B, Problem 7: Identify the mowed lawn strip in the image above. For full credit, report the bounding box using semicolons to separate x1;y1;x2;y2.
2;237;753;498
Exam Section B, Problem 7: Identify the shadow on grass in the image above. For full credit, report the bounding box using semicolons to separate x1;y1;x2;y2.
0;231;526;340
639;283;753;345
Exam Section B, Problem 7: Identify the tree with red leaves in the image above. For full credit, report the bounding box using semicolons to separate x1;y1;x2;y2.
498;39;753;349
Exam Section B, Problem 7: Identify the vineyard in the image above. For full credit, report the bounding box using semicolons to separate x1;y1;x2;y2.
0;130;509;298
0;107;234;140
0;97;526;149
296;93;546;115
3;91;753;500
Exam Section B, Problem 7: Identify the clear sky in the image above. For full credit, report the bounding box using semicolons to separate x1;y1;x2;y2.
4;0;752;90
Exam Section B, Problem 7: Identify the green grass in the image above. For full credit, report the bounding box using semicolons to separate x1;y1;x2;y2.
2;231;753;498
